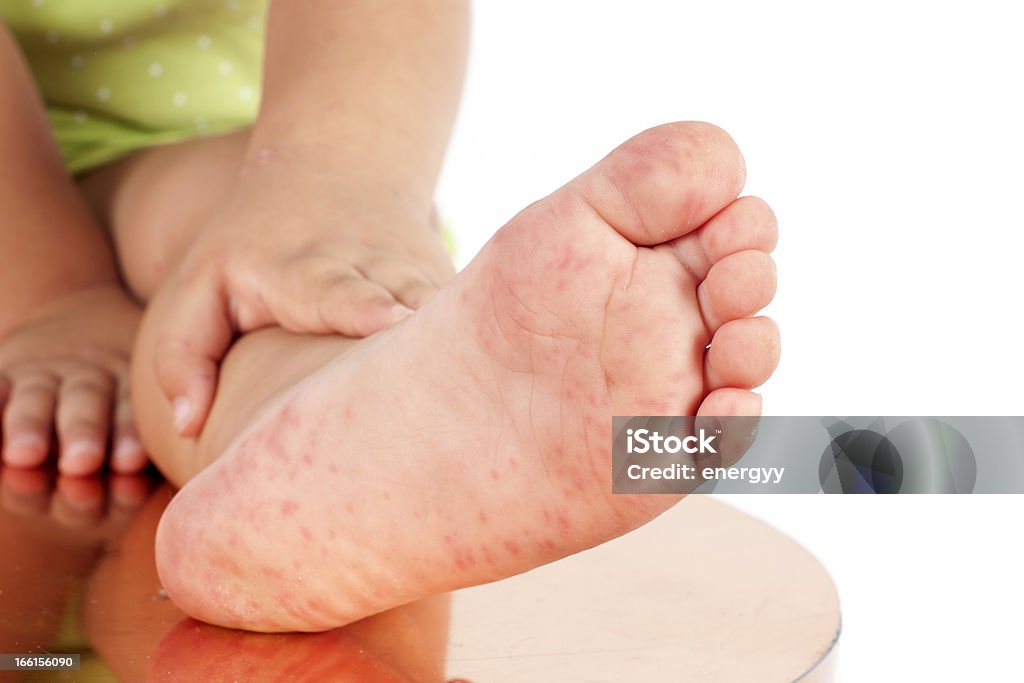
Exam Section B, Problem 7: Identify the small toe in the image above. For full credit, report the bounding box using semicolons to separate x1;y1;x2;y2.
697;387;763;417
697;250;777;331
111;387;148;473
705;317;781;390
663;195;778;281
2;372;57;468
55;368;114;476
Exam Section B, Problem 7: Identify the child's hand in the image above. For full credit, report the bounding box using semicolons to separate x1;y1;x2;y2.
0;286;145;475
153;165;453;437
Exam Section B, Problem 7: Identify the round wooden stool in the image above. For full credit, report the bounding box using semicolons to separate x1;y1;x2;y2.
448;496;841;682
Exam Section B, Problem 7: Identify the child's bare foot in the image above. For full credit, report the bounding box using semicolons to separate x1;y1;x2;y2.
0;286;146;475
154;122;780;631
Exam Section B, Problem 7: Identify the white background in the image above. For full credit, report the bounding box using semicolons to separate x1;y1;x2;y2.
437;1;1024;680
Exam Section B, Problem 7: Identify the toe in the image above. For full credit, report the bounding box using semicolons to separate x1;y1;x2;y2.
111;386;148;473
577;122;747;246
705;317;781;390
55;368;114;476
697;250;777;331
697;387;763;417
2;371;57;468
665;195;778;280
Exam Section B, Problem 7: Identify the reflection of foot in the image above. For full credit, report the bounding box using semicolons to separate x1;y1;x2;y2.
156;122;781;631
149;620;412;683
150;596;449;683
0;467;152;543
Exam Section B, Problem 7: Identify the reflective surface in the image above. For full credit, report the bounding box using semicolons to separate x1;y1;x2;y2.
0;468;839;682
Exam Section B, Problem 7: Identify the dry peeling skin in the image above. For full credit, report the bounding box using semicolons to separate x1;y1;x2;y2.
155;122;781;632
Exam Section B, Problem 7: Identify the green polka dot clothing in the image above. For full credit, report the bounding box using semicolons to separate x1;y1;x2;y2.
0;0;266;173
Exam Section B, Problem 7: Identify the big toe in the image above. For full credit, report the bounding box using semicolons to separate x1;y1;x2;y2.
574;121;747;246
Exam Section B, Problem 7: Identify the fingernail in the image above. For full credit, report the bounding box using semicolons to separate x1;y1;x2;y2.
173;397;193;434
112;436;144;470
62;440;101;475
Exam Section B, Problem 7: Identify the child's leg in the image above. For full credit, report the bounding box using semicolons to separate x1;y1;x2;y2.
0;22;144;475
126;122;779;631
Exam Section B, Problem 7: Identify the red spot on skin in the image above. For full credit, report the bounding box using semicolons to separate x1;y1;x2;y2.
261;567;282;581
279;403;295;426
443;534;454;545
507;457;518;470
306;597;329;615
281;501;299;516
382;492;391;500
503;539;521;556
302;454;313;465
557;514;571;534
480;544;496;565
489;468;500;481
228;534;238;548
542;539;557;551
300;527;313;542
478;512;489;524
453;548;477;572
542;508;552;522
328;530;337;541
328;464;339;474
267;431;287;461
344;502;355;514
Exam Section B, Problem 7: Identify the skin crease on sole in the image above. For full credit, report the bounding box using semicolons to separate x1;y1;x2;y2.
153;122;781;632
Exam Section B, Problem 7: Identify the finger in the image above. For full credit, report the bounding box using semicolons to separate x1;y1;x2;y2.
154;272;234;437
272;272;413;337
111;383;148;473
2;371;58;468
696;250;777;332
362;259;443;309
56;367;114;476
705;317;781;390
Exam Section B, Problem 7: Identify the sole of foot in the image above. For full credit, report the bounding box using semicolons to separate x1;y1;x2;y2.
155;122;780;631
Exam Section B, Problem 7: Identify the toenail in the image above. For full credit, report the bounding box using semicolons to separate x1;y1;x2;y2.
62;440;101;473
112;436;143;468
8;433;47;453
